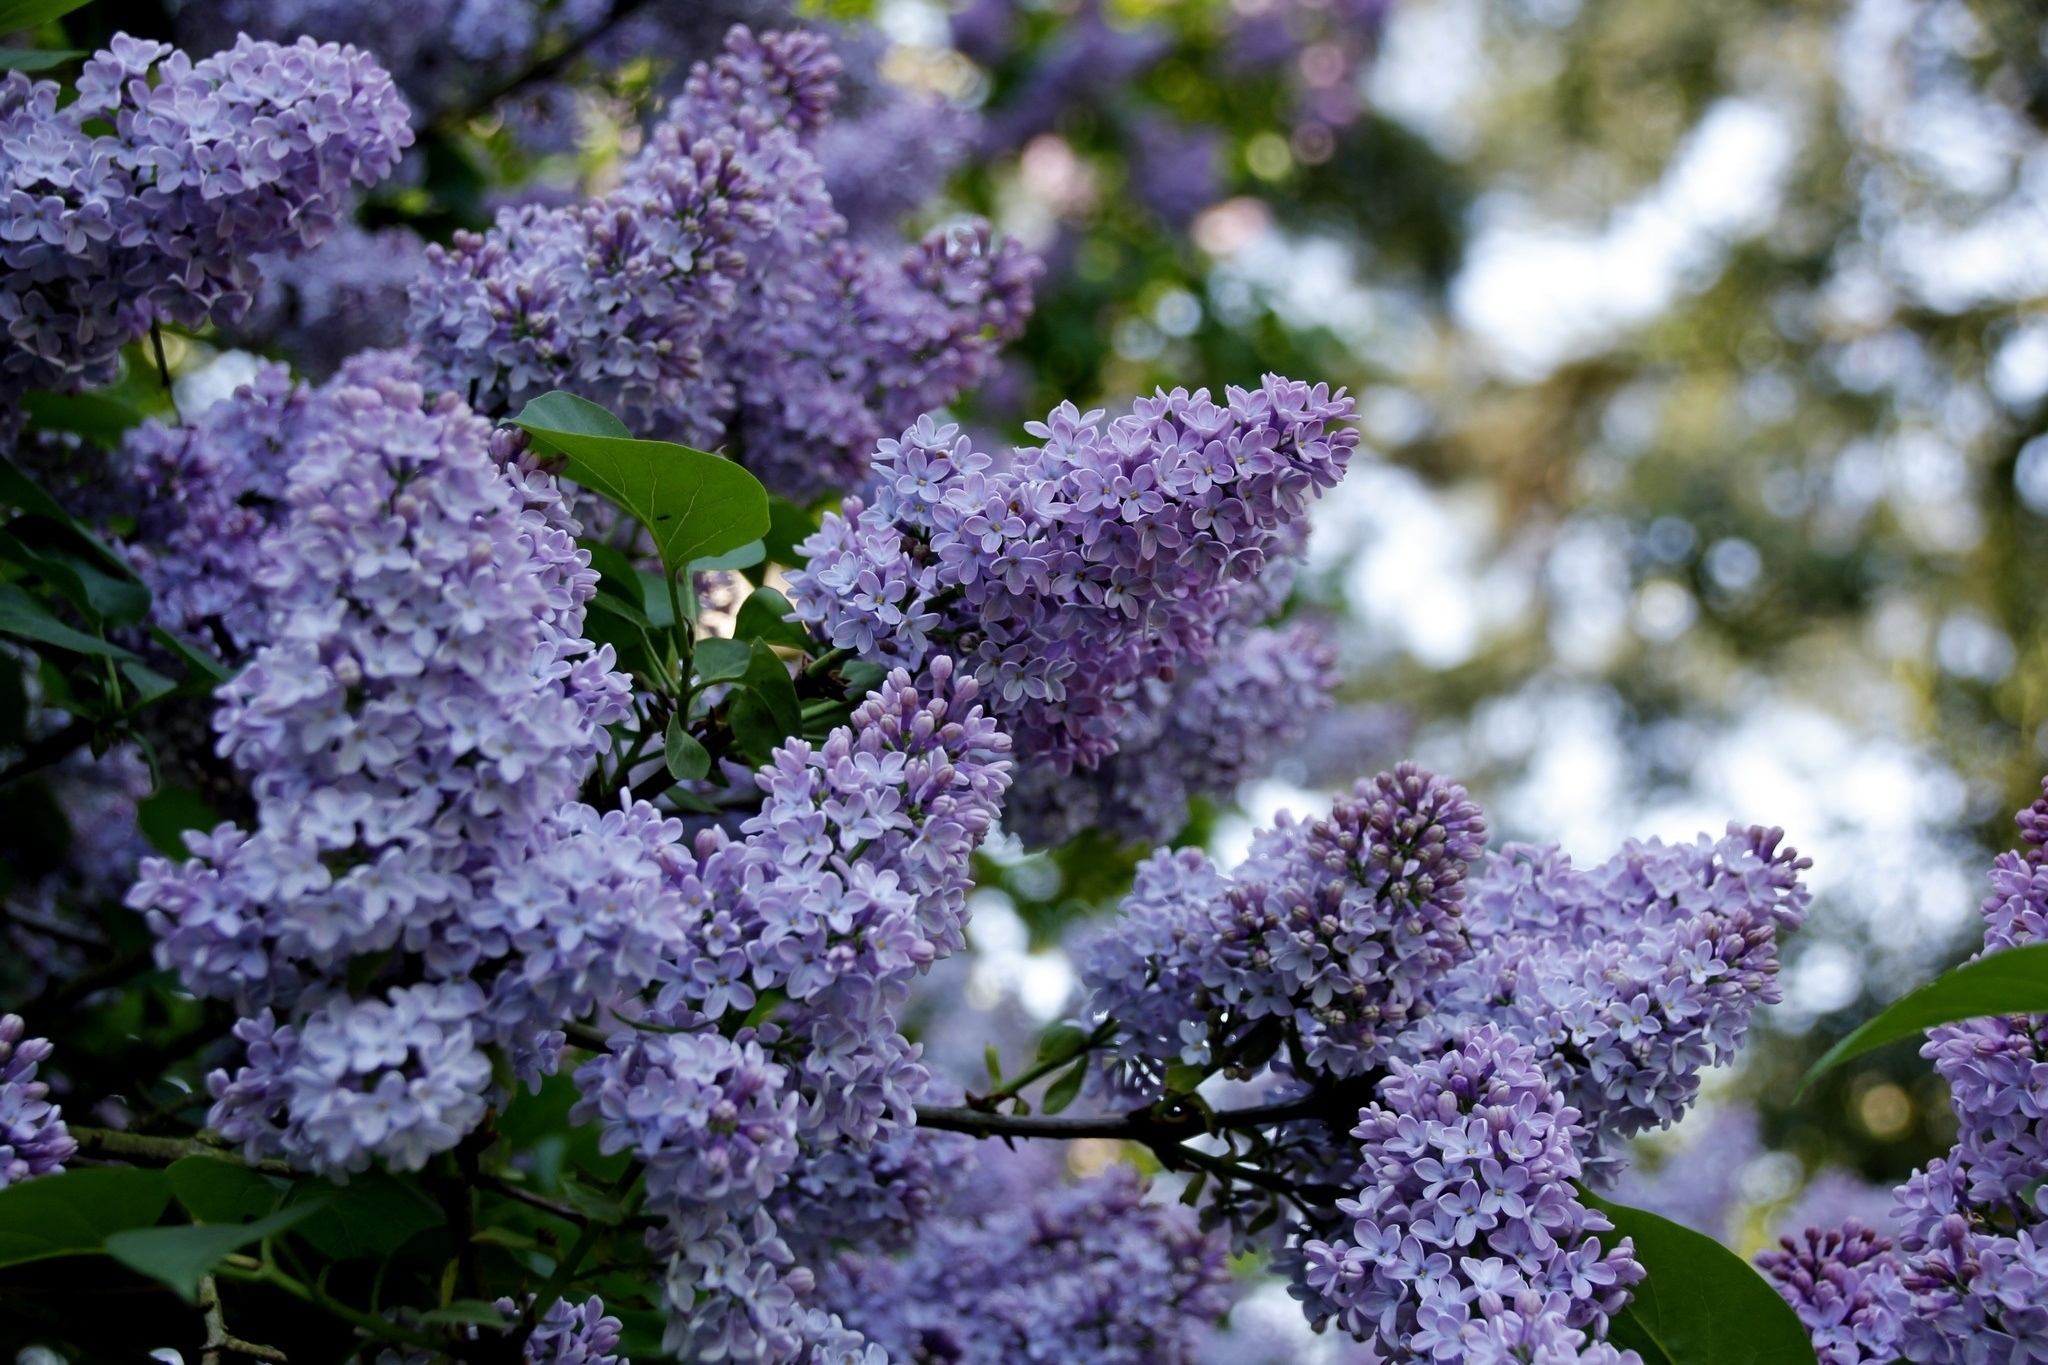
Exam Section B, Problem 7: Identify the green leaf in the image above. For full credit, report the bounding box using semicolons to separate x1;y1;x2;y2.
286;1170;444;1260
585;589;652;631
151;627;229;689
734;586;810;648
1041;1059;1087;1114
761;494;822;569
0;1167;170;1269
665;715;710;781
1036;1023;1090;1066
21;391;143;449
108;1201;329;1302
0;46;79;70
579;539;649;609
0;520;151;627
0;453;140;582
167;1156;284;1225
743;639;802;735
121;661;176;703
510;391;630;441
1801;942;2048;1094
0;0;91;32
137;789;221;855
689;539;765;573
420;1299;513;1328
511;395;770;577
840;660;888;699
1163;1062;1209;1095
1579;1187;1817;1365
728;689;785;762
0;583;136;659
694;637;753;682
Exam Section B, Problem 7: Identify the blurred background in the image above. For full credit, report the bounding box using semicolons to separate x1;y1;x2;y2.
23;0;2048;1355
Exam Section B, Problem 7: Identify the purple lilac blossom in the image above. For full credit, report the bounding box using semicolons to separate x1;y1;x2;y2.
0;1013;74;1187
814;89;977;240
787;378;1357;775
123;360;304;658
1760;777;2048;1363
1296;1027;1643;1361
0;34;412;407
237;220;430;377
1756;1222;1905;1365
1425;828;1812;1164
505;1294;627;1365
1606;1104;1762;1245
408;26;1035;503
1005;617;1339;847
819;1164;1232;1365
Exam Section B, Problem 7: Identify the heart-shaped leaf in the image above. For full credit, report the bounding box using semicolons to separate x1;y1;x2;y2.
1579;1187;1817;1365
1802;942;2048;1093
665;716;710;781
107;1200;328;1302
0;1167;169;1269
512;395;768;578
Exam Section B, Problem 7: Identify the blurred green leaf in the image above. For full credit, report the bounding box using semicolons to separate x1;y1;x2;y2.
1036;1023;1090;1066
512;395;769;578
1580;1188;1816;1365
138;786;220;857
734;586;809;648
168;1156;283;1225
108;1201;327;1302
579;539;649;611
665;715;710;781
690;540;765;573
1041;1059;1087;1114
761;494;821;569
0;0;90;32
0;1167;169;1269
286;1170;443;1260
0;584;135;659
21;391;143;449
0;46;79;70
1802;943;2048;1094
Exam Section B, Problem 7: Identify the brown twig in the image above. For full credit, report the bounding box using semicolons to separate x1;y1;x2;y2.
198;1274;289;1365
70;1125;293;1175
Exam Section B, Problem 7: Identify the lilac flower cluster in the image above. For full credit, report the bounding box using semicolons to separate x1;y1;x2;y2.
123;360;304;658
1755;1222;1904;1365
788;379;1357;776
821;1164;1232;1365
1077;766;1808;1357
509;1294;627;1365
1084;765;1487;1095
408;26;1035;503
0;1014;73;1188
1297;1027;1642;1359
0;34;411;406
564;660;1012;1362
1427;828;1813;1161
1761;780;2048;1363
1006;618;1339;847
237;220;430;377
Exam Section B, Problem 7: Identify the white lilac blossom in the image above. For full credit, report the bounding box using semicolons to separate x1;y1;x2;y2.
408;26;1036;503
788;378;1357;776
1075;766;1805;1358
1006;616;1337;847
1762;779;2048;1363
820;1165;1232;1365
1296;1027;1643;1359
0;34;412;407
0;1013;74;1187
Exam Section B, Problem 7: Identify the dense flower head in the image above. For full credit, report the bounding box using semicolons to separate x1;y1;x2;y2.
1006;616;1339;846
771;1122;979;1262
1426;826;1811;1161
1755;1221;1905;1365
128;352;626;1014
821;1165;1232;1365
509;1294;627;1365
205;984;492;1174
0;1013;73;1188
788;377;1357;774
124;359;305;658
1080;764;1486;1093
1298;1027;1642;1360
0;33;411;404
408;25;1034;503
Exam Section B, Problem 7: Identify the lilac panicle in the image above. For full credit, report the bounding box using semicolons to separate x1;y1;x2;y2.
1755;1222;1905;1365
1429;825;1811;1163
0;33;412;406
409;25;1034;503
0;1014;74;1187
821;1165;1232;1365
788;377;1357;776
1297;1027;1642;1361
